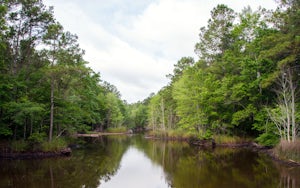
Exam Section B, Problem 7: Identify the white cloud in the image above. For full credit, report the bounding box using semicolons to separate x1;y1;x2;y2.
43;0;278;103
117;0;206;60
83;36;173;102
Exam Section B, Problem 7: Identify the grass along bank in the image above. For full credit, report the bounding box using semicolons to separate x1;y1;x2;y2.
146;129;197;141
8;138;68;152
273;139;300;164
146;129;253;145
213;135;253;146
0;137;71;159
106;127;128;133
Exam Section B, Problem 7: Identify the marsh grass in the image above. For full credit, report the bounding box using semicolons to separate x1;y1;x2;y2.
106;127;127;133
274;139;300;163
213;135;253;144
41;138;67;152
148;129;197;140
10;140;28;152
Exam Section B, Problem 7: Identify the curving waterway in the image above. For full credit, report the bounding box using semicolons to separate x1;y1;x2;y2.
0;135;300;188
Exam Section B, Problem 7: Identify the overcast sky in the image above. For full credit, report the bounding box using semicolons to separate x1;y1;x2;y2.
43;0;278;103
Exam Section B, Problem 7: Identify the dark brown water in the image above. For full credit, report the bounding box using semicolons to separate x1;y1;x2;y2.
0;135;299;188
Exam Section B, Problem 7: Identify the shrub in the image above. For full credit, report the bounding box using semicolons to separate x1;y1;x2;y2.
27;132;47;151
106;127;127;133
10;140;28;152
147;129;196;140
213;134;252;144
256;132;279;147
41;138;67;152
201;130;213;140
28;132;47;144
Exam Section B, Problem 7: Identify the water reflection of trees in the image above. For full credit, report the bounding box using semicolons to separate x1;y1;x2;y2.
135;138;300;188
0;136;130;188
275;162;300;188
0;136;299;188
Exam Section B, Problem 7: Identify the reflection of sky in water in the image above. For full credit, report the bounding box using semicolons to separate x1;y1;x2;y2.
99;146;170;188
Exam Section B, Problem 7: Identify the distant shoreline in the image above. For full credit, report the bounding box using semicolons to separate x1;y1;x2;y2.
76;132;129;137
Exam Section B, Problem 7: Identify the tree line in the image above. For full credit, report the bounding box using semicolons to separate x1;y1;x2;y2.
1;0;299;147
132;0;300;146
0;0;127;142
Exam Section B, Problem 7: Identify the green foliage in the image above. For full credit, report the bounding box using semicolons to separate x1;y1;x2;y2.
105;92;125;128
213;135;252;144
144;1;300;144
255;132;279;147
0;125;12;137
41;138;67;152
201;130;213;140
10;140;28;152
231;105;256;126
28;132;47;144
106;127;127;133
126;102;148;129
0;0;299;152
147;129;197;140
0;0;128;144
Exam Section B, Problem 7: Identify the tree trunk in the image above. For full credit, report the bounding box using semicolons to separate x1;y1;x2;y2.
287;68;296;142
23;120;26;140
49;77;54;142
13;123;17;140
49;39;57;142
161;98;165;131
283;74;291;143
30;116;34;136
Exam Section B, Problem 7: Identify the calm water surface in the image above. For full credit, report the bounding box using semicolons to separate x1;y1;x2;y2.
0;135;299;188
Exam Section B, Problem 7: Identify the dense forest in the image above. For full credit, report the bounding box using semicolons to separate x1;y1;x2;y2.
0;0;128;144
133;0;300;146
0;0;299;149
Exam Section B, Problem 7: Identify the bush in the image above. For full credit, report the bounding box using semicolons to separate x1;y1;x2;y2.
106;127;127;133
201;130;213;140
41;138;67;152
10;140;28;152
147;129;196;140
27;132;47;151
28;132;47;144
256;132;279;147
213;134;252;144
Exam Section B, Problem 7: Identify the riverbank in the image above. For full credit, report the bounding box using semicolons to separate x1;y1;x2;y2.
270;140;300;166
146;130;253;146
0;138;72;160
0;148;71;159
76;132;128;137
0;131;129;159
145;131;300;166
0;130;130;160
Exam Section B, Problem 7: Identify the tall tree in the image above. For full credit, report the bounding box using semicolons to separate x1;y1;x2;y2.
195;4;236;64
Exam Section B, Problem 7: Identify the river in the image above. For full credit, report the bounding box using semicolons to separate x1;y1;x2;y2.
0;135;299;188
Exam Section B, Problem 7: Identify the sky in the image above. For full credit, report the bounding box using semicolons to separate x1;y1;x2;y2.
43;0;278;103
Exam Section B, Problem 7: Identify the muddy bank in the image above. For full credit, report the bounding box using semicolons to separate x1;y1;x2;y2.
0;148;71;160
